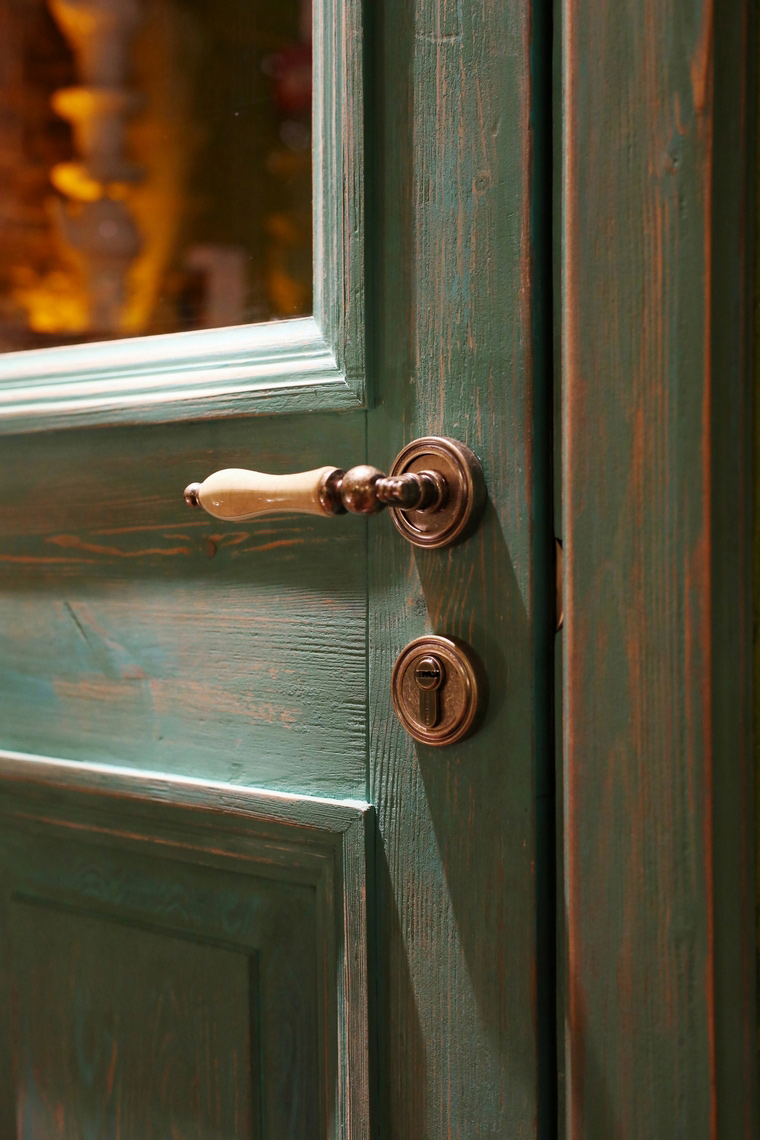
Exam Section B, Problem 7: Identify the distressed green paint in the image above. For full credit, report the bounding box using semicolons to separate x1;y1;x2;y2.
367;0;554;1135
562;0;758;1135
12;905;261;1137
0;0;552;1136
0;318;362;433
0;754;371;1140
0;412;368;797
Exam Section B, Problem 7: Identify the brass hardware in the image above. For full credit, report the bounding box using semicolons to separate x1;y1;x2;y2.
183;436;486;550
184;483;202;508
391;635;486;746
387;437;486;549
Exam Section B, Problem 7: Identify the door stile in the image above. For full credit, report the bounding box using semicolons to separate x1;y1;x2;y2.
562;0;758;1135
368;0;557;1134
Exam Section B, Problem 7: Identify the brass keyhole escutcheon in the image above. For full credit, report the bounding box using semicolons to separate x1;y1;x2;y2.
391;636;486;746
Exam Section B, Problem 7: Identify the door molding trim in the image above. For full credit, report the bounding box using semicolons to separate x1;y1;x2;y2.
0;749;373;1139
0;0;365;435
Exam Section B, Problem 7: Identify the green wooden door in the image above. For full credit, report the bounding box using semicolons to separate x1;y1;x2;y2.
3;1;757;1136
0;0;554;1137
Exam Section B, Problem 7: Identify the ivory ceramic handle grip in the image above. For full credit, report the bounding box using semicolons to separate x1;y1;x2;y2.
184;466;340;521
184;437;487;549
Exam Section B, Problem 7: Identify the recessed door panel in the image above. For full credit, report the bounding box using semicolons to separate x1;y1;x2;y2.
0;758;370;1140
11;904;259;1140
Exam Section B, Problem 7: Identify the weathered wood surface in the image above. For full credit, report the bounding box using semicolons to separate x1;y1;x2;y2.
368;0;554;1135
562;0;757;1135
0;0;553;1135
0;755;371;1140
0;412;367;797
0;317;363;433
11;904;258;1140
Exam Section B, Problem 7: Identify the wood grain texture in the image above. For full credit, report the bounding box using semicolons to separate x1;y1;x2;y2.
0;318;361;434
367;0;554;1135
312;0;365;395
11;904;257;1140
0;412;367;796
0;0;554;1134
562;0;758;1135
0;0;365;431
0;752;372;1140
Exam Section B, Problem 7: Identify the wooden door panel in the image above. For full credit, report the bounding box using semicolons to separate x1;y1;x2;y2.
0;0;551;1133
0;413;366;797
0;756;371;1139
11;905;257;1140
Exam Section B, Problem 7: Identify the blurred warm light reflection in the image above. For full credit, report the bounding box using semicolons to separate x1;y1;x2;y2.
0;0;313;350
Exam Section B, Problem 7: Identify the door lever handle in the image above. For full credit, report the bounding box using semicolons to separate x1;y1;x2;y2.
184;436;486;549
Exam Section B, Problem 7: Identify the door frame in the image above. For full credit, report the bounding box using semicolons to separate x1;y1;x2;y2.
561;0;758;1134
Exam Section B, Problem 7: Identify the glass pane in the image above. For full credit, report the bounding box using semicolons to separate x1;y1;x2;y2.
0;0;313;352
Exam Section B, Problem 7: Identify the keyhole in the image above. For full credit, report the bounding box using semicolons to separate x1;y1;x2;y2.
413;654;445;728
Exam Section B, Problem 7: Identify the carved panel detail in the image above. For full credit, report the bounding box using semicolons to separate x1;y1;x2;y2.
0;751;371;1139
